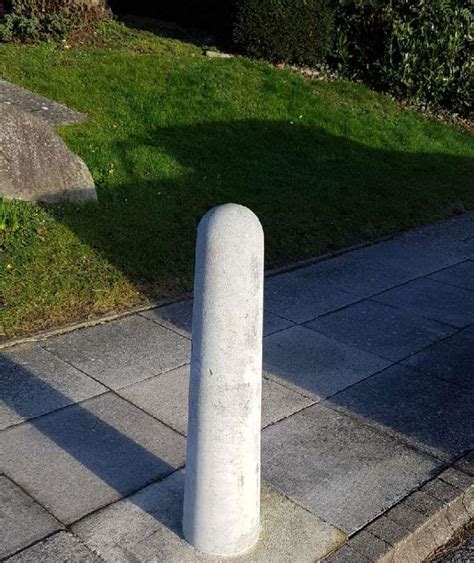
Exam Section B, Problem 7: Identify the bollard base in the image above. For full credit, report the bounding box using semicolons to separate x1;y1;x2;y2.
72;471;346;562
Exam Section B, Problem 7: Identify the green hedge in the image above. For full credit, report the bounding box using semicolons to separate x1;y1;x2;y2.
332;0;473;115
1;0;110;42
233;0;334;66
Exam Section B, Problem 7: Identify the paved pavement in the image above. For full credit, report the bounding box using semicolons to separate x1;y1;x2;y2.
1;213;473;561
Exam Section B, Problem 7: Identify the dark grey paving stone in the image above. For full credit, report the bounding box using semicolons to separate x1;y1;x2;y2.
454;451;474;477
263;326;390;401
415;214;474;240
43;315;191;390
0;344;106;430
262;404;442;534
438;467;473;491
142;299;293;338
398;215;474;260
348;530;391;560
264;269;360;323
330;364;474;461
421;478;461;504
0;475;62;559
118;364;313;435
365;515;408;546
429;261;474;291
1;393;186;524
296;252;417;298
373;278;474;329
0;79;87;125
325;544;371;562
306;300;455;361
6;532;101;562
402;330;474;391
140;300;194;338
351;239;460;277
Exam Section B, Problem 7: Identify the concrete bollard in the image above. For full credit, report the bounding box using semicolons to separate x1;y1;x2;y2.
183;204;264;557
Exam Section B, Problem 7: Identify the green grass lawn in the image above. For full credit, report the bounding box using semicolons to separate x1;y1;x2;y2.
1;20;473;338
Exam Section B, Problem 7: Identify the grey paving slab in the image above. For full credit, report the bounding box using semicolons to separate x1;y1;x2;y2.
262;403;442;534
0;475;62;559
43;314;191;390
73;471;345;562
296;251;418;298
263;325;390;401
348;530;391;560
0;79;87;125
141;299;293;337
429;261;474;291
306;300;455;361
330;364;474;461
0;344;106;430
455;452;474;477
384;502;428;533
438;467;473;491
325;544;371;562
417;213;474;241
118;365;314;435
402;330;474;391
264;268;360;323
6;532;101;562
398;214;474;260
1;392;186;524
364;515;409;546
373;278;474;329
421;478;462;504
349;239;460;277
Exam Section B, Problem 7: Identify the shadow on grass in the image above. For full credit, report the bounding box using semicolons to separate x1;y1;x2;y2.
110;13;217;49
47;119;474;302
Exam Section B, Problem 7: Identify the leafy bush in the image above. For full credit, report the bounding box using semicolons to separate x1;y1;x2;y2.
233;0;334;65
333;0;473;115
1;0;110;42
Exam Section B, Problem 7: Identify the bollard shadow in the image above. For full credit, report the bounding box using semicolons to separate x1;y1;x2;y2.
0;352;185;536
44;118;473;463
139;292;474;463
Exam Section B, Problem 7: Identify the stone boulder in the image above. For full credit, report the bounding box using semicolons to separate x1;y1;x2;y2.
0;105;97;203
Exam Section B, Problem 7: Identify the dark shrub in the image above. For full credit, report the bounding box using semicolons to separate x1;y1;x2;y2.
333;0;473;115
1;0;111;42
233;0;334;65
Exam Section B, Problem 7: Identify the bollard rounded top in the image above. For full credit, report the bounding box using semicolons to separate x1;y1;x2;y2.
197;203;263;241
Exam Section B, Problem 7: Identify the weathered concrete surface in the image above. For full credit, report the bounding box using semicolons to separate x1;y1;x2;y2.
117;364;313;436
0;105;96;203
262;404;443;534
306;300;455;361
2;393;186;524
373;278;474;329
141;299;293;338
428;260;474;291
0;476;62;559
0;80;87;126
330;364;474;461
0;343;106;430
72;471;346;562
402;330;474;392
263;325;389;400
43;314;191;390
6;532;101;562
